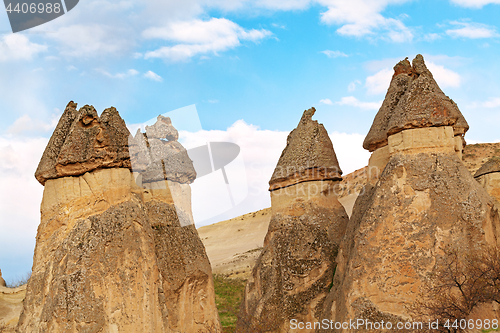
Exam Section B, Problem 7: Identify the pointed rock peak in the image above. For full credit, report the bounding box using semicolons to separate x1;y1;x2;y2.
269;107;342;191
474;157;500;178
35;101;80;185
35;102;132;185
145;115;179;141
363;54;469;152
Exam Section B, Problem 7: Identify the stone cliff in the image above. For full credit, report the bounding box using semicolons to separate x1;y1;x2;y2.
18;102;220;333
238;108;349;332
319;55;500;332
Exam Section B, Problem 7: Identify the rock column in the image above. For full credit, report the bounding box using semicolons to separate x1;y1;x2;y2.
238;108;349;332
320;55;500;332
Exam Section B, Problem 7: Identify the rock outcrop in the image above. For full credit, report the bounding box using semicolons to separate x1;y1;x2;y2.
363;55;468;182
319;56;500;331
0;269;5;287
18;102;220;333
129;115;220;332
238;108;349;332
475;157;500;203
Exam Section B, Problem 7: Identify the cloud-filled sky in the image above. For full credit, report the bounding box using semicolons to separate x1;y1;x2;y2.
1;0;500;282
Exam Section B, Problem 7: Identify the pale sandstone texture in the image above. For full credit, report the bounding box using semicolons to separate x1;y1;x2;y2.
238;109;349;333
269;107;342;191
18;104;220;333
364;55;468;183
319;57;500;332
475;157;500;203
0;269;5;287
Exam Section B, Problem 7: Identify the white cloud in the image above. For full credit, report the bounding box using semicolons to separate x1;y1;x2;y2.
446;21;499;39
318;0;413;42
143;18;272;61
144;70;163;82
336;96;382;110
424;33;441;41
319;98;333;105
426;61;461;88
96;68;139;79
365;60;461;94
348;80;361;91
450;0;500;8
47;24;134;57
7;115;58;136
321;50;348;58
469;97;500;108
365;68;393;94
0;136;47;278
0;34;47;62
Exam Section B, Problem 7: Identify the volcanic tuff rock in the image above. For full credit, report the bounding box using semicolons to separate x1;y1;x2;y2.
363;55;467;184
238;109;349;333
0;269;5;287
35;102;131;185
18;103;220;332
269;107;342;191
319;57;500;332
475;157;500;203
363;55;468;152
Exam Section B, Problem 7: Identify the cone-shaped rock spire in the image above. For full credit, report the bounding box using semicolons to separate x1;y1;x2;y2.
363;54;469;152
475;157;500;178
35;103;132;185
269;107;342;190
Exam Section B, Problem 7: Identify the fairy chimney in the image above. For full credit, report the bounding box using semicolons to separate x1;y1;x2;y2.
363;55;468;182
129;115;221;332
18;102;221;333
238;108;349;332
318;56;500;332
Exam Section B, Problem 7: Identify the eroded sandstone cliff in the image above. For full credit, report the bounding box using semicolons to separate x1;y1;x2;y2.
238;108;349;333
319;55;500;332
18;102;220;333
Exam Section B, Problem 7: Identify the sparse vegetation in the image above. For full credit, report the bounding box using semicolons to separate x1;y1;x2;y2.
412;246;500;332
213;275;246;333
6;271;31;288
0;322;7;333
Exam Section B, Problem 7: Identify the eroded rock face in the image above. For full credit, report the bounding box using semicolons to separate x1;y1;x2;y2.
269;107;342;191
475;157;500;203
35;102;132;185
319;58;500;331
238;109;349;333
363;55;468;152
19;104;220;333
0;269;6;287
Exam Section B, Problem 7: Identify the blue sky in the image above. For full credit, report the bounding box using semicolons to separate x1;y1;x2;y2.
1;0;500;282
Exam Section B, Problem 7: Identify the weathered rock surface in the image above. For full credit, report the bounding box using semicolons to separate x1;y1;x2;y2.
0;269;5;287
0;284;26;331
35;102;132;185
319;57;500;332
269;107;342;191
475;157;500;203
238;109;349;332
19;104;220;333
129;116;196;184
363;55;468;152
